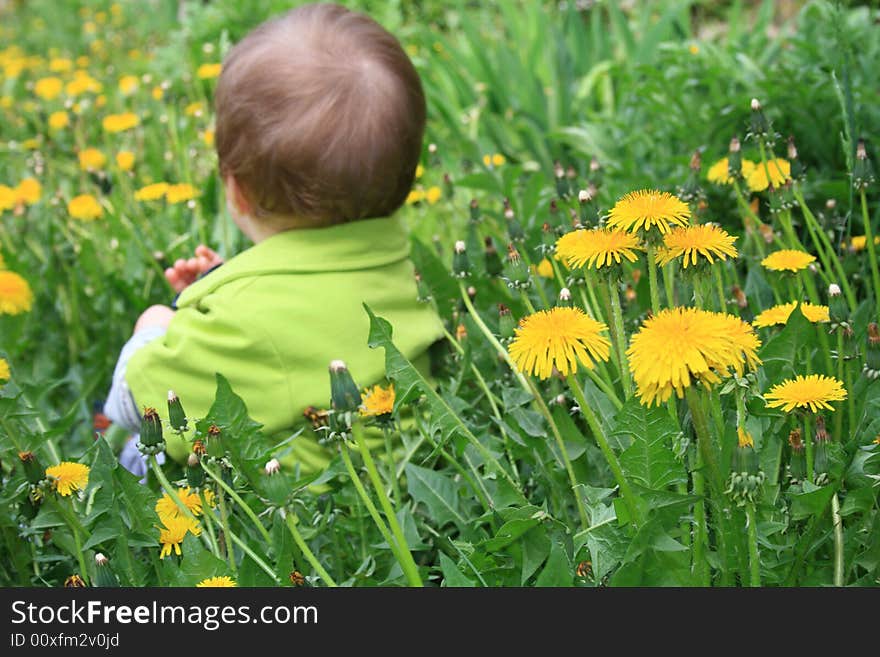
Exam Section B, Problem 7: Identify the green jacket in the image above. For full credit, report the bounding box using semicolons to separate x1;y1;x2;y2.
126;216;443;471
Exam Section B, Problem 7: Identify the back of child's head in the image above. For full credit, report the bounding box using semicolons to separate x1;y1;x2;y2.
215;3;425;227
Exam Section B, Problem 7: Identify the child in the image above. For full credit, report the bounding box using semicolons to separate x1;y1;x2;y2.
105;3;444;476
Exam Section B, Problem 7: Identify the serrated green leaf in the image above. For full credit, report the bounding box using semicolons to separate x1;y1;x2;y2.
405;463;467;529
615;399;686;490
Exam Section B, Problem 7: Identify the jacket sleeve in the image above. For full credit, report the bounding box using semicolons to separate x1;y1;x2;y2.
124;289;290;463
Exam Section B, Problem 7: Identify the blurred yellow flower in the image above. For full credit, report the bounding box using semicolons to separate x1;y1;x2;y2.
67;194;103;221
15;178;41;205
761;249;815;273
151;86;164;100
48;110;69;130
65;70;102;96
102;112;139;132
118;75;138;94
134;182;169;201
535;258;554;278
166;183;198;204
0;185;16;212
197;63;222;79
425;186;442;204
406;188;424;205
22;138;39;150
415;164;424;179
75;55;90;68
49;57;73;72
483;153;505;167
0;358;9;382
746;158;790;192
706;157;756;185
78;148;106;171
34;76;63;100
46;462;90;496
0;270;33;315
184;102;203;117
846;235;880;253
202;129;214;146
95;94;107;108
116;151;135;171
197;576;236;587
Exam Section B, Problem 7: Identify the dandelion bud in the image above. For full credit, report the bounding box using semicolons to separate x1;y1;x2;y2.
18;451;45;485
452;240;470;278
624;284;636;302
139;407;164;450
554;161;569;198
64;575;87;588
554;393;567;406
502;243;531;289
864;323;880;380
505;207;524;243
204;423;224;459
787;135;798;161
498;304;516;341
553;160;564;179
469;198;480;222
590;156;601;173
750;98;761;111
828;283;848;329
789;428;804;452
329;360;360;414
540;222;556;253
689;149;702;172
93;553;119;588
727;136;743;178
414;270;432;303
731;285;747;309
265;458;281;476
828;283;841;297
167;390;187;433
788;136;805;180
428;143;437;154
748;98;772;143
557;287;572;307
484;237;503;277
853;139;875;191
578;189;591;204
815;415;830;443
443;172;454;199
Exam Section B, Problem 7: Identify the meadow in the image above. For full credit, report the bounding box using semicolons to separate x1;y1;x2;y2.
1;0;879;587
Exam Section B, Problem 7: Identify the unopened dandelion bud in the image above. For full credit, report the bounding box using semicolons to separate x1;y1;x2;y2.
265;458;281;476
498;304;516;341
554;161;569;198
540;222;556;253
443;172;454;199
139;407;164;451
828;283;848;328
689;150;702;172
452;240;471;278
185;452;204;489
853;139;875;191
748;98;771;143
205;423;224;458
469;198;480;222
578;189;591;204
167;390;187;432
557;287;572;307
428;143;437;154
329;360;360;414
731;285;747;309
727;137;743;178
505;209;524;243
864;323;880;379
484;237;503;277
789;428;804;452
18;451;45;485
815;415;830;443
93;553;119;588
554;393;567;406
502;243;531;289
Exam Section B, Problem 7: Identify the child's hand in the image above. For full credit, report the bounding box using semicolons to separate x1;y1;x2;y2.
165;244;224;293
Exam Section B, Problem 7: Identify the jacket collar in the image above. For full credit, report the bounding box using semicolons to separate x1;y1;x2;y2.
176;215;411;308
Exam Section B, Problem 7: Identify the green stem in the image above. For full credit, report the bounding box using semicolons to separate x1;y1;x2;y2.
584;365;623;410
566;373;642;526
228;530;281;584
645;243;662;313
662;262;676;309
860;189;880;321
525;377;589;530
198;491;220;557
283;512;337;587
352;424;423;587
339;445;399;558
520;289;537;314
216;489;238;577
47;497;88;583
691;454;710;586
831;492;844;587
713;265;727;313
201;463;271;545
804;413;814;484
150;455;198;523
608;278;632;399
835;329;844;442
745;503;761;587
382;425;402;506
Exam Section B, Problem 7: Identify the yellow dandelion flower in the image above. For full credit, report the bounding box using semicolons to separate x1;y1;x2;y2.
607;189;691;235
535;257;554;278
746;158;790;192
45;462;90;496
78;148;106;171
764;374;847;413
846;235;880;253
49;57;73;72
48;110;69;130
165;183;198;204
555;227;642;270
158;516;201;559
202;129;214;147
75;56;90;68
483;153;505;167
155;487;204;523
67;194;103;221
0;358;10;382
405;188;424;205
657;224;738;268
0;185;16;213
509;306;611;380
34;76;63;100
360;384;395;417
737;426;754;449
425;186;442;204
22;138;40;150
197;63;222;79
761;249;816;273
0;270;33;315
184;102;203;117
65;70;102;96
15;178;41;205
752;301;830;328
151;85;164;101
118;75;139;94
95;95;106;108
197;576;237;587
706;157;756;185
134;182;169;201
627;307;762;406
116;151;135;171
415;164;424;179
102;112;139;133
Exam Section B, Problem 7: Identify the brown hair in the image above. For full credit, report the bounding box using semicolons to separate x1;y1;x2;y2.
215;3;425;226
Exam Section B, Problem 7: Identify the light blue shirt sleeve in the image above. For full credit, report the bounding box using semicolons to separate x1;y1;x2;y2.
103;326;167;433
